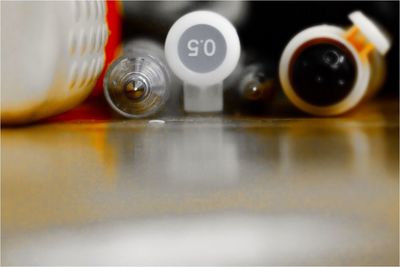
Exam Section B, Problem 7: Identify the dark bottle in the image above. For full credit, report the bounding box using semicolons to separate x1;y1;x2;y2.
224;53;277;115
279;11;391;116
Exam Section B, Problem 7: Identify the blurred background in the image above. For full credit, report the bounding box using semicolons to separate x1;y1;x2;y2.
122;1;399;96
1;1;399;266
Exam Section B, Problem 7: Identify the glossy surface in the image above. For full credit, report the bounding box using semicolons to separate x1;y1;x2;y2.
290;40;357;106
1;99;398;265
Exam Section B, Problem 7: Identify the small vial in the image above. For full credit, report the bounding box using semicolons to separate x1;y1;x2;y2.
279;11;391;116
224;53;276;113
104;39;172;118
237;64;275;103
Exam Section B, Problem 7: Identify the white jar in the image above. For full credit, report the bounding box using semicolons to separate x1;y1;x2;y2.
279;11;391;116
2;1;108;124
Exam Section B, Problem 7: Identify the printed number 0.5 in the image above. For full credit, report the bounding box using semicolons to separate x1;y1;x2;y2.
188;39;216;57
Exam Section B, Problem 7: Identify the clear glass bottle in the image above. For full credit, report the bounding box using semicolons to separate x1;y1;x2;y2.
104;39;172;118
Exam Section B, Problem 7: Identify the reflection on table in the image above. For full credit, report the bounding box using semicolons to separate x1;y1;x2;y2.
1;100;398;265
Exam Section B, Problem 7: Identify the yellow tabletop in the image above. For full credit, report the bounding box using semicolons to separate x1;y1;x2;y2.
1;99;398;265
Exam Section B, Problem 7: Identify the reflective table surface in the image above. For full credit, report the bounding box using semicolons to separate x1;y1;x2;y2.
2;99;399;265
